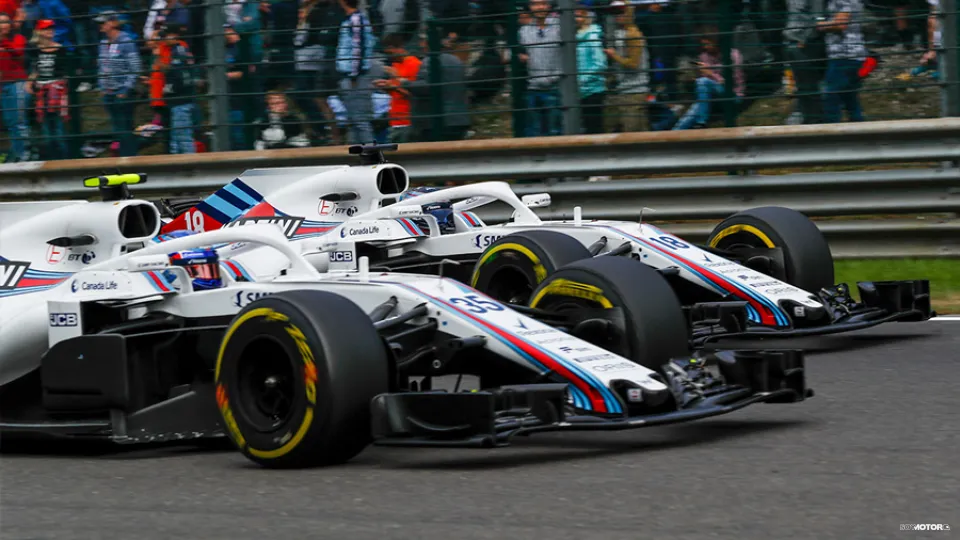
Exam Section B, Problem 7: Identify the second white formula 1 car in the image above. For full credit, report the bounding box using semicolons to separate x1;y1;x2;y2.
159;145;933;346
1;175;812;469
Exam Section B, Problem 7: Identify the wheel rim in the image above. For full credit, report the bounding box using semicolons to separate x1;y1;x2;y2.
235;336;298;433
484;266;537;305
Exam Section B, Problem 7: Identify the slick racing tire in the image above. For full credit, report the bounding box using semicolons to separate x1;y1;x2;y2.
470;230;591;305
707;206;835;293
528;257;690;371
215;290;388;469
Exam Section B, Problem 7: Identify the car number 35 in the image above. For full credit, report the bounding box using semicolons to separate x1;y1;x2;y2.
448;295;505;314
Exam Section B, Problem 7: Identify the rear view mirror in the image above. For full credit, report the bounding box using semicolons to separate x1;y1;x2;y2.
522;193;551;208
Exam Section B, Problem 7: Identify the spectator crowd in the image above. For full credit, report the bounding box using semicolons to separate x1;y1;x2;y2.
0;0;946;162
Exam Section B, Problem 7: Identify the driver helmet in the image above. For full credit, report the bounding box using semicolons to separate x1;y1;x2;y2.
398;186;442;201
422;202;455;234
169;248;223;290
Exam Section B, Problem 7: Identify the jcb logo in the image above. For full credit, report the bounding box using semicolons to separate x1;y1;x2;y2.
331;251;354;262
49;313;78;327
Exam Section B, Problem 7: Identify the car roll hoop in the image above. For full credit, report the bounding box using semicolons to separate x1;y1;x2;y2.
349;143;399;165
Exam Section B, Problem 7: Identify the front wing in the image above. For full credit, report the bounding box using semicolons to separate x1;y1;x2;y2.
371;349;810;448
686;279;932;347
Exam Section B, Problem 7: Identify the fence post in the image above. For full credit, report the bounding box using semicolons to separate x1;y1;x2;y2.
426;19;446;142
942;0;960;116
205;0;230;152
558;0;581;135
506;8;526;138
719;0;738;127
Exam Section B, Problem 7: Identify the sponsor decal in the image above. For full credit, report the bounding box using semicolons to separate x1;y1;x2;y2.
763;287;799;295
0;261;29;289
591;362;637;372
568;353;617;364
701;261;738;269
627;388;644;402
342;225;381;237
49;313;78;327
473;234;503;249
516;328;557;337
318;199;358;217
225;217;305;238
793;306;806;317
67;251;97;264
47;245;65;264
133;260;167;270
515;318;528;330
395;207;422;217
71;279;119;292
233;291;273;308
330;251;354;263
749;281;782;288
534;336;578;345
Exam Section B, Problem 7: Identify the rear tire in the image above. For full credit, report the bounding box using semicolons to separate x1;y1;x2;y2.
470;230;591;304
707;206;835;293
528;257;690;371
215;290;388;468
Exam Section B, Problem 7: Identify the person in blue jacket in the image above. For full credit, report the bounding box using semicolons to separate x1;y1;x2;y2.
575;5;607;134
96;10;141;157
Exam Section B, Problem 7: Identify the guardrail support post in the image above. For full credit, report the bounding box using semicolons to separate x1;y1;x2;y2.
205;0;230;153
942;0;960;116
558;0;581;135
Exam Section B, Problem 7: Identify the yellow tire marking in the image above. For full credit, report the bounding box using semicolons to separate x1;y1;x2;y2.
215;308;289;380
215;306;320;461
471;242;547;287
709;224;775;249
249;324;317;460
530;278;613;309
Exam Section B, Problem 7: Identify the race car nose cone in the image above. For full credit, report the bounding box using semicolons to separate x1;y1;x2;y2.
612;379;672;408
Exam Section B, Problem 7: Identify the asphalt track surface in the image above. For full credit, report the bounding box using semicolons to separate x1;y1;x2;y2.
2;321;959;540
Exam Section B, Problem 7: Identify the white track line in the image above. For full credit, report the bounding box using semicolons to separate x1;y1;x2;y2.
931;316;960;321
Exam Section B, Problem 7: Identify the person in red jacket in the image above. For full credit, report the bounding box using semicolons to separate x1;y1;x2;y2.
0;12;29;162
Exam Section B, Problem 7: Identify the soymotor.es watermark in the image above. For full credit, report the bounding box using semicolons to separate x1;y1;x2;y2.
901;524;951;531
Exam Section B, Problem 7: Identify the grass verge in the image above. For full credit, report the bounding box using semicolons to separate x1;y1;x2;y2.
835;258;960;314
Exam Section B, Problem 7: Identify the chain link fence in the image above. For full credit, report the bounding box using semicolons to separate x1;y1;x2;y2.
0;0;955;163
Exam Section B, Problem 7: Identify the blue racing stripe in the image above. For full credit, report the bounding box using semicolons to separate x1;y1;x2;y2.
605;225;790;327
215;189;254;216
641;225;790;326
391;280;622;413
442;279;625;412
204;194;246;221
195;201;232;224
223;182;262;207
230;179;264;203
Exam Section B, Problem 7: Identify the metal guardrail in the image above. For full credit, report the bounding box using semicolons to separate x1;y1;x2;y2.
0;119;957;258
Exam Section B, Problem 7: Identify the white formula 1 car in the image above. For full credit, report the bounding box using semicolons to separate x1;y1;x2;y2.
158;144;933;347
1;175;813;468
